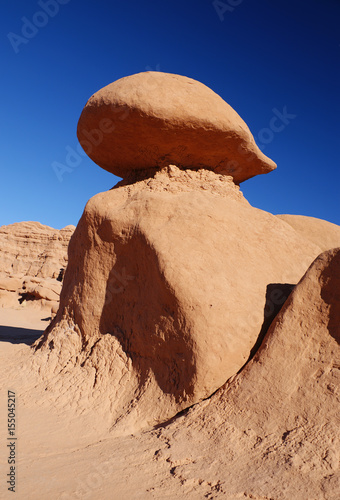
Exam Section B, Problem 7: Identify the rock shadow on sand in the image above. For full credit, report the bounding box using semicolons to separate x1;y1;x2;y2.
0;324;44;346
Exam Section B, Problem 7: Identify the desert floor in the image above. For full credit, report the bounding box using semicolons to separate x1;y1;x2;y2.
1;302;339;500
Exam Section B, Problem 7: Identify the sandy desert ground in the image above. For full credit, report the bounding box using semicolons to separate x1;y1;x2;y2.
1;245;339;500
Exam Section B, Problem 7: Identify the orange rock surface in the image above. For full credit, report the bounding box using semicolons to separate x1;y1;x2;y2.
0;221;74;312
77;72;276;183
1;242;338;500
0;72;339;499
34;166;329;435
277;213;340;252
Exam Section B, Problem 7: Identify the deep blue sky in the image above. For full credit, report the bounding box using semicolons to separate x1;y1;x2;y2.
1;0;339;229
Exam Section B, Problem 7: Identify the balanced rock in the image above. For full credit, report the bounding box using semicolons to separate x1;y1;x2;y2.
36;166;323;435
77;72;277;183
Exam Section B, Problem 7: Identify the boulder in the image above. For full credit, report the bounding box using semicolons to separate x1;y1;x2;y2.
36;166;323;435
0;277;22;293
277;213;340;252
77;72;276;183
20;277;62;302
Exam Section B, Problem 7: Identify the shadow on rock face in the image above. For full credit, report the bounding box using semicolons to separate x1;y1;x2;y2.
98;231;197;403
34;167;327;434
247;283;295;363
320;249;340;344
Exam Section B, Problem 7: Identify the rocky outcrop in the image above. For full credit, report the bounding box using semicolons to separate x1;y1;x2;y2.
35;166;326;435
277;213;340;252
2;72;340;500
0;221;74;311
147;247;340;499
77;71;276;183
13;227;340;500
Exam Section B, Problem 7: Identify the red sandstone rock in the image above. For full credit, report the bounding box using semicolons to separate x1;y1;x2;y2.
35;166;324;435
77;72;277;183
277;213;340;252
0;221;74;311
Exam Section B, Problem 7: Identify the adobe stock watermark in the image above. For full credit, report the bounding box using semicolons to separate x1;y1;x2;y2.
52;105;130;182
7;0;71;54
219;105;297;175
256;106;297;152
145;63;161;72
213;0;243;21
104;268;135;306
58;459;112;499
52;63;158;183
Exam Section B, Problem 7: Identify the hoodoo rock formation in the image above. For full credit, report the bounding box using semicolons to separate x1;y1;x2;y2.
3;72;338;499
77;71;277;183
32;72;340;439
35;166;330;435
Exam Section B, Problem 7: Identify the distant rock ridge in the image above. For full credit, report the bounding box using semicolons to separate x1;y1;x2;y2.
0;221;75;313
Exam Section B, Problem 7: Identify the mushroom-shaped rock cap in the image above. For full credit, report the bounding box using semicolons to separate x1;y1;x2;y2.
77;72;276;183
